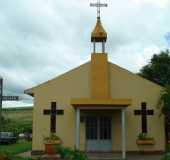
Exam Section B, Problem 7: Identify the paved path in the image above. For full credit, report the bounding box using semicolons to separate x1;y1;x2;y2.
17;151;33;158
87;153;163;160
18;151;163;160
126;154;162;160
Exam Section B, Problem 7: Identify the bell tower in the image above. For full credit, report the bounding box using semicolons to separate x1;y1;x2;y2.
90;0;107;53
90;0;109;98
91;17;107;53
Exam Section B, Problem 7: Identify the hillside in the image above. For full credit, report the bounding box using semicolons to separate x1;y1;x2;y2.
1;107;33;133
2;107;33;122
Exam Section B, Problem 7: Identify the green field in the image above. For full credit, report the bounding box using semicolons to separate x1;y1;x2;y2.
0;108;33;159
1;107;33;134
2;107;33;122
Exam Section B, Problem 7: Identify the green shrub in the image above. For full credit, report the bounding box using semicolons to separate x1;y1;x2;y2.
0;153;33;160
72;150;88;160
13;157;33;160
0;152;11;160
57;146;74;159
0;115;32;135
161;154;170;160
161;148;170;160
1;120;32;135
56;146;88;160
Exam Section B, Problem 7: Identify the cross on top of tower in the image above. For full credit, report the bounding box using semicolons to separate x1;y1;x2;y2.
90;0;108;19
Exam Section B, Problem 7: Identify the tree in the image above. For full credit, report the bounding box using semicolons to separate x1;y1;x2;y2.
139;50;170;86
140;50;170;148
158;85;170;148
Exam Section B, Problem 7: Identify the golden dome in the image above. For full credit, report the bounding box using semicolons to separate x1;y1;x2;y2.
91;17;107;42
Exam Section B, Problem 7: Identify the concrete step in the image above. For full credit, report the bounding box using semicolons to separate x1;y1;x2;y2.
87;153;122;160
42;154;61;160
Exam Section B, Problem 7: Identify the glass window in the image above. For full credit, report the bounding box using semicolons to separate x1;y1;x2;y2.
86;116;97;140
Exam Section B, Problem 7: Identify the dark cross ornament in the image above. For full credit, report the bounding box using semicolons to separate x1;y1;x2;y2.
43;102;64;133
90;0;108;18
134;102;154;133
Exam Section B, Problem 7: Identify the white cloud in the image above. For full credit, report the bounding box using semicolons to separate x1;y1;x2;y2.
109;43;164;72
131;0;169;8
0;0;170;107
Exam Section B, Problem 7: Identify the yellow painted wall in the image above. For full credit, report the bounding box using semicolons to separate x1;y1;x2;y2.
91;53;109;98
109;63;165;151
32;63;90;151
30;60;165;152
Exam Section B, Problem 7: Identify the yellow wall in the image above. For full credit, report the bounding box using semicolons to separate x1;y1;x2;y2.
109;63;165;151
91;53;109;98
32;62;90;151
30;60;165;152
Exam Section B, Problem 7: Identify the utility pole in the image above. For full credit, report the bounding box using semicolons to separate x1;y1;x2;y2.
0;78;3;131
0;77;19;131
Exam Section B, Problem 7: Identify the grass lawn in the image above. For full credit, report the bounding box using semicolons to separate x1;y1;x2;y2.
0;140;32;155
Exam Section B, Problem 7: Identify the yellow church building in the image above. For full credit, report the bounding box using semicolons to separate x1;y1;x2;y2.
25;7;165;160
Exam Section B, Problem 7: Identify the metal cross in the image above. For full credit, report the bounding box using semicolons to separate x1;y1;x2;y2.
90;0;108;18
43;102;64;133
134;102;154;133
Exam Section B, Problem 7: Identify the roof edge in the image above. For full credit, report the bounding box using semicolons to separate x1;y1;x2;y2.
24;61;90;95
24;88;34;97
109;61;164;89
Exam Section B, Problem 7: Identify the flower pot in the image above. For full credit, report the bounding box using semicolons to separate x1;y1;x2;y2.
45;143;57;155
44;140;62;155
136;139;155;145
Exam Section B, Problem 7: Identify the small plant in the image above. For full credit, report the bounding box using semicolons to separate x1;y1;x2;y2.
13;156;33;160
161;149;170;160
56;146;88;160
43;133;61;144
137;133;154;140
0;152;11;160
136;133;155;145
57;146;74;159
73;150;88;160
0;153;33;160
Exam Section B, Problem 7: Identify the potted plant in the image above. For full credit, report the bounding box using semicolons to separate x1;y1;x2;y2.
136;133;155;145
44;133;62;155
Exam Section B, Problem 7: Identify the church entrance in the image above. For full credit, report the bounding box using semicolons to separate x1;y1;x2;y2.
86;116;112;152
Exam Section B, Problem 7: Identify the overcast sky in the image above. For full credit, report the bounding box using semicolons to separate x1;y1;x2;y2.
0;0;170;107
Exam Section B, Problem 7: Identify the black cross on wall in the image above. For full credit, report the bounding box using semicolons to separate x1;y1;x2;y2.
43;102;64;133
134;102;154;133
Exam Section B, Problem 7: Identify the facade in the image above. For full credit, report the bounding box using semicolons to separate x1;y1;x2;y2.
25;16;165;159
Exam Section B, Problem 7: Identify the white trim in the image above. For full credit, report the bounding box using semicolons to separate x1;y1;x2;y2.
121;109;126;159
77;106;127;110
75;108;80;150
